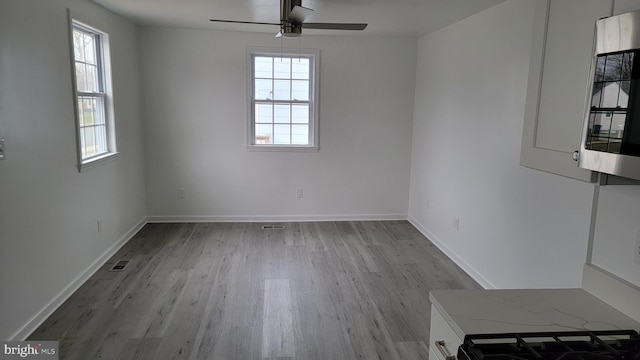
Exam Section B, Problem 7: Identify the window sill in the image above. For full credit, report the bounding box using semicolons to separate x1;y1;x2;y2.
246;145;319;153
78;152;119;172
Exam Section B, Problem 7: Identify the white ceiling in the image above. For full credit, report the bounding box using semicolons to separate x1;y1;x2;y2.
94;0;507;38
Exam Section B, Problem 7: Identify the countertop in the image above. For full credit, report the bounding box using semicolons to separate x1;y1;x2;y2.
429;288;640;340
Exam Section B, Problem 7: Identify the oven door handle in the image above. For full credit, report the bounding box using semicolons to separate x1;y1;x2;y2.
435;340;457;360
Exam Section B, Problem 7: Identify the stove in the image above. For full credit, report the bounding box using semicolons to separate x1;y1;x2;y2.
457;330;640;360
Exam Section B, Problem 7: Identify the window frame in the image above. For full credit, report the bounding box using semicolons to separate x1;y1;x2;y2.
246;47;320;152
68;13;117;172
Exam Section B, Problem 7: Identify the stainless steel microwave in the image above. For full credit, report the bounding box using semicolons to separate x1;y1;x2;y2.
579;10;640;181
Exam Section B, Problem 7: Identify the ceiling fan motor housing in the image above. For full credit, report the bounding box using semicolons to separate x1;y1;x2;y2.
210;0;366;37
279;22;303;37
279;0;304;37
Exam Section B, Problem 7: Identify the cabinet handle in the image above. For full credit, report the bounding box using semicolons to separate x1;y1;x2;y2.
572;150;579;161
435;340;456;360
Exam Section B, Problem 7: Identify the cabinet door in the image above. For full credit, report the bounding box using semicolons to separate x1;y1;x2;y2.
429;306;463;360
521;0;611;181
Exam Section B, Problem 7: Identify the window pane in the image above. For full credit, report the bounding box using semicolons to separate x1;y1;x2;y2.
85;64;99;92
95;97;105;125
95;125;107;154
77;98;85;127
622;53;634;81
73;30;85;62
255;103;273;123
83;127;96;157
591;112;602;135
76;63;88;92
273;80;290;100
274;104;290;124
255;124;273;144
291;80;309;101
587;112;597;139
291;104;308;124
82;98;95;125
599;112;612;134
273;124;291;144
618;81;630;107
602;82;622;108
255;56;273;78
80;129;86;158
595;56;605;82
273;57;291;79
255;79;272;99
592;84;603;108
604;54;624;80
609;139;622;153
292;125;309;145
611;113;626;139
84;33;96;65
291;58;309;79
78;96;108;159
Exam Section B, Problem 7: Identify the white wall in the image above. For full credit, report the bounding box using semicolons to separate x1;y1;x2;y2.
140;28;416;220
0;0;146;339
408;0;596;289
592;185;640;287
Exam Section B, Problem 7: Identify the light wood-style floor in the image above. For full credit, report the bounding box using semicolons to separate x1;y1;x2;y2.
29;221;480;359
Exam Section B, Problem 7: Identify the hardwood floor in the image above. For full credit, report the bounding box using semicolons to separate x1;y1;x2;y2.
29;221;480;359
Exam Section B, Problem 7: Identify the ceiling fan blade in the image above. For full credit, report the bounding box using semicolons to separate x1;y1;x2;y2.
209;19;280;26
288;5;314;24
301;23;368;30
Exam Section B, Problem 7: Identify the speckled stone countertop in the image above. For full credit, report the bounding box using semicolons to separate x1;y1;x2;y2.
429;288;640;339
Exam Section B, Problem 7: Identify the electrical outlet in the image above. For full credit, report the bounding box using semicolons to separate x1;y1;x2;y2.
634;231;640;265
0;138;5;160
97;219;102;233
296;188;303;198
177;187;185;199
453;217;460;230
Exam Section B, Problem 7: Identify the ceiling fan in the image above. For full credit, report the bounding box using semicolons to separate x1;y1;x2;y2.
209;0;368;38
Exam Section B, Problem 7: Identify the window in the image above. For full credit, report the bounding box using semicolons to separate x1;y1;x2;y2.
586;52;635;154
247;49;319;151
71;19;116;170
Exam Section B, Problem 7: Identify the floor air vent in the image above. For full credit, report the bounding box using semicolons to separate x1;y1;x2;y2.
262;225;285;230
109;260;131;272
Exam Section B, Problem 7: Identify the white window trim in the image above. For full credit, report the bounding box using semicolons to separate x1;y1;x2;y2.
246;47;320;152
68;10;118;172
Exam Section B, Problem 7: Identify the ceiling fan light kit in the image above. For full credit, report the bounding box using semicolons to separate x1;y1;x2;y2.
210;0;367;37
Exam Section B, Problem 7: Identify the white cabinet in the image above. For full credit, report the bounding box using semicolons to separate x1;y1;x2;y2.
428;306;462;360
521;0;612;181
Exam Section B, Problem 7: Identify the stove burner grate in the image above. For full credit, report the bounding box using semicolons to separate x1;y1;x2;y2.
457;330;640;360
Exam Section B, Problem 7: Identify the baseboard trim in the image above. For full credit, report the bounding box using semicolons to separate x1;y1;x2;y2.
408;216;496;289
9;217;148;341
147;213;408;223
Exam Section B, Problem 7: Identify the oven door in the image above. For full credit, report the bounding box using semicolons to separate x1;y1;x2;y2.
579;10;640;180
